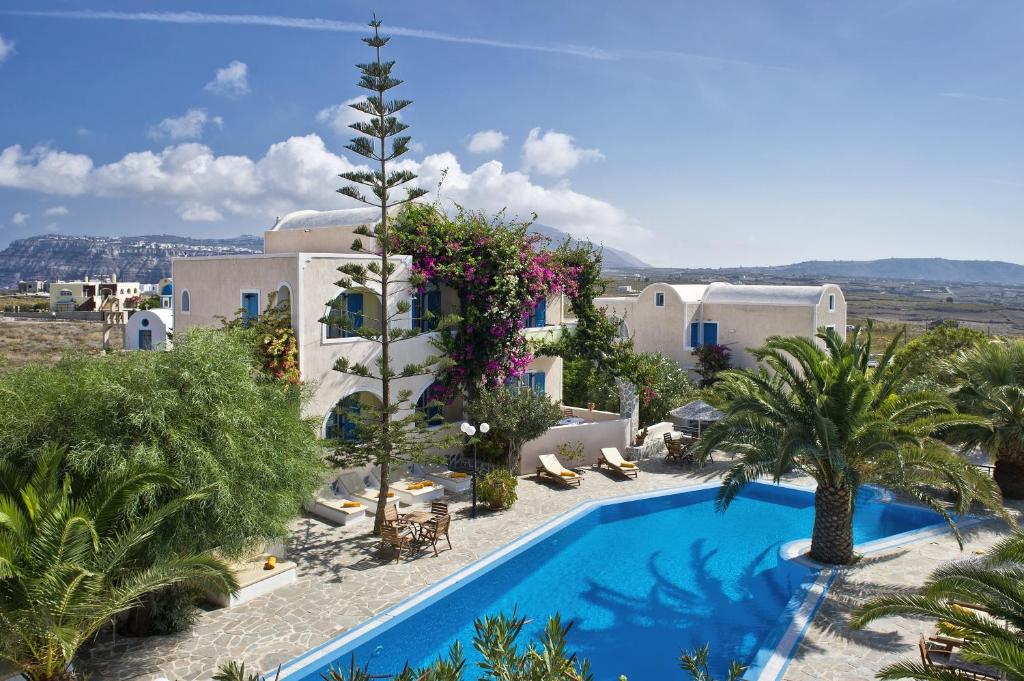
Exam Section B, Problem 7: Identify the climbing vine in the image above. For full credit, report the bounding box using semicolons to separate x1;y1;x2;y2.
394;204;582;398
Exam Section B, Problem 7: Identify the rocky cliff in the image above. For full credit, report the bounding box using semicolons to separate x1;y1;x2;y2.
0;234;264;287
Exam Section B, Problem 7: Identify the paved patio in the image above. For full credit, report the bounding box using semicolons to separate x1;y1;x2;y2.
76;457;1017;680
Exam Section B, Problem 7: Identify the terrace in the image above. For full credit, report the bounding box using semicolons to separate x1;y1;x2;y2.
76;456;1020;681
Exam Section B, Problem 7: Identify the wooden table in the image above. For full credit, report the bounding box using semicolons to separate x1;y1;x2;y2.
402;510;435;540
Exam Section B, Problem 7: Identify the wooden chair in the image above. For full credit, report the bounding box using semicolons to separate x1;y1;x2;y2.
430;500;449;518
379;524;418;562
382;504;407;529
419;514;453;557
919;635;1005;680
663;433;693;465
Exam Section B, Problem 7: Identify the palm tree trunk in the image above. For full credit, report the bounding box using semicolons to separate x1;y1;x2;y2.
994;456;1024;500
810;485;855;565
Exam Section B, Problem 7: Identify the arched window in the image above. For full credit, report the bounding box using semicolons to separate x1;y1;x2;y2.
276;283;292;312
325;393;367;441
181;290;191;313
411;285;441;332
325;292;364;339
160;282;173;296
416;381;446;426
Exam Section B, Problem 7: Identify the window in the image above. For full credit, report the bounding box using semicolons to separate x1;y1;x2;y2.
828;293;836;311
160;282;173;296
138;329;153;351
141;318;150;327
326;292;364;339
416;381;446;426
181;290;190;313
509;371;546;396
241;291;260;325
58;289;72;297
411;285;441;331
655;292;665;307
526;298;547;328
825;324;837;333
325;394;362;441
690;321;719;348
275;284;292;312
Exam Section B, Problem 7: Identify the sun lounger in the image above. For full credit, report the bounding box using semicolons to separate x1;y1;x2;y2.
536;454;581;488
304;484;368;526
389;477;446;506
411;463;473;494
598;447;639;479
919;635;1005;680
336;472;399;514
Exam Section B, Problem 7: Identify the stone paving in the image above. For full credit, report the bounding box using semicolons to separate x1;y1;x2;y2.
76;457;1018;680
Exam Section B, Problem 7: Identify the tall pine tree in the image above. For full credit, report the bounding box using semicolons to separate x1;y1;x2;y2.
324;17;451;533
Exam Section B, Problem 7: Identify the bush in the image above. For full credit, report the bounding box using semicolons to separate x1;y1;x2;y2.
467;387;562;472
478;469;518;510
0;326;326;560
149;586;202;635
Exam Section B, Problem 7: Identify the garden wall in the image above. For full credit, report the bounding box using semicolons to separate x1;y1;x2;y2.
519;415;630;474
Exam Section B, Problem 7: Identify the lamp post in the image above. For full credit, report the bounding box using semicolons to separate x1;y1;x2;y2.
461;420;489;518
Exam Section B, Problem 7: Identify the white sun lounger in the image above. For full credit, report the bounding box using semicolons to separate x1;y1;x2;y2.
388;477;446;506
336;472;399;515
411;463;473;494
304;484;368;525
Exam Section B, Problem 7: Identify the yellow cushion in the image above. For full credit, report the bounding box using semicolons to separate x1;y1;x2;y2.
559;471;576;477
386;491;395;497
620;462;636;468
451;472;468;478
264;556;277;570
342;501;361;508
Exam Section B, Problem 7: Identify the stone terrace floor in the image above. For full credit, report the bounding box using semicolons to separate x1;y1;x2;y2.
77;456;1019;681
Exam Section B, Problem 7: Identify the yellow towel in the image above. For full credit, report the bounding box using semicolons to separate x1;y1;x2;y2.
342;501;361;508
451;472;468;479
264;556;277;570
387;491;395;497
620;462;636;468
559;471;576;477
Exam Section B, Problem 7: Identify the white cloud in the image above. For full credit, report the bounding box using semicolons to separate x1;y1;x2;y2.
12;211;29;225
0;34;14;64
44;205;69;216
467;130;508;154
521;128;603;177
177;202;223;222
204;60;249;97
148;108;223;141
316;97;371;136
0;134;644;244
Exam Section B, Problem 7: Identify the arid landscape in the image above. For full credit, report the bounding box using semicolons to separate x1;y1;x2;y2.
0;317;119;373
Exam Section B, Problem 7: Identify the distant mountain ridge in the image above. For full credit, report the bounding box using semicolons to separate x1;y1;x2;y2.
765;258;1024;286
529;223;650;268
0;234;263;287
0;226;650;287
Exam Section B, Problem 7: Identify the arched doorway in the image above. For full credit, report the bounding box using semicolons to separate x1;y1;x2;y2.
325;391;382;441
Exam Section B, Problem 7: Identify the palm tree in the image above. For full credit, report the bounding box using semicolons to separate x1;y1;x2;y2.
850;531;1024;680
0;445;238;681
946;339;1024;499
694;327;1005;565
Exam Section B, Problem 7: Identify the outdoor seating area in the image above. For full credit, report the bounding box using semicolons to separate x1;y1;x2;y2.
378;500;454;562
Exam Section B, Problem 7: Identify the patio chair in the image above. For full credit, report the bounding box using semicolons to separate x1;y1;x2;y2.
598;447;639;479
919;635;1005;680
663;433;693;465
536;454;581;488
561;407;575;418
379;524;419;562
430;500;449;517
419;513;453;557
382;504;409;529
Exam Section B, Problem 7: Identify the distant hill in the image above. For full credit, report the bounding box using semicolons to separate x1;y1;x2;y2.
767;258;1024;286
529;223;650;268
0;234;263;287
0;226;650;288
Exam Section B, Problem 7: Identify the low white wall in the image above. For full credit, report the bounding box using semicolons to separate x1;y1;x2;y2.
520;417;630;474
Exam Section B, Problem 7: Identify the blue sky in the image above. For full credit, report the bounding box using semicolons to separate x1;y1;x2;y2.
0;1;1021;267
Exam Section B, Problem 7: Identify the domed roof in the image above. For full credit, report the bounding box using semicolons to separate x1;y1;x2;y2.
270;207;385;232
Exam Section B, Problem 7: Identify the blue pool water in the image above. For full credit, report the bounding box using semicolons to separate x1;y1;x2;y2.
287;483;943;680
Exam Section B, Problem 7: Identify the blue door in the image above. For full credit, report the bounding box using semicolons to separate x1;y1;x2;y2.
703;322;719;346
138;330;152;350
242;292;259;324
528;298;547;327
414;288;441;331
531;371;546;396
690;321;700;348
346;293;364;333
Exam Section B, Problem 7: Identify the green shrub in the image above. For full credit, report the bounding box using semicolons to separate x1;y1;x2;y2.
149;586;202;635
478;469;518;510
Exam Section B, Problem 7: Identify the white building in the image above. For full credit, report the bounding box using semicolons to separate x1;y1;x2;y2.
596;281;847;372
125;309;173;351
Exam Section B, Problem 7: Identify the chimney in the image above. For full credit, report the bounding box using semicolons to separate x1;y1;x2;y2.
111;273;117;284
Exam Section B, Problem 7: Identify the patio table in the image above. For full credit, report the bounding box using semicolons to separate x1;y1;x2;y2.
402;510;435;540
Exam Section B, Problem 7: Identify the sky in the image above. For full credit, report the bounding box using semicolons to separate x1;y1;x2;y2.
0;1;1021;267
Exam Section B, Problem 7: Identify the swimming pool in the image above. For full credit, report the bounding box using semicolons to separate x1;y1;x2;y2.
280;482;947;681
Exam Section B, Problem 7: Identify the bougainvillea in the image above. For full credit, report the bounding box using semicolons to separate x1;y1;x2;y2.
395;204;582;398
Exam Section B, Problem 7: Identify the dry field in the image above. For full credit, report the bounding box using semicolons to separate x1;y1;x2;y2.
0;318;119;373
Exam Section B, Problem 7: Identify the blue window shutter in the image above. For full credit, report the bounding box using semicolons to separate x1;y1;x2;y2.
342;397;360;441
534;298;546;327
411;293;421;330
347;293;364;330
703;322;718;346
426;289;441;330
690;321;700;348
533;371;546;396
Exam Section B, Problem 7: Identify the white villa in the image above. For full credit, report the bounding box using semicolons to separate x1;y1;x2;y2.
596;281;847;372
172;209;573;449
